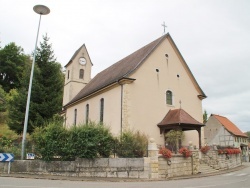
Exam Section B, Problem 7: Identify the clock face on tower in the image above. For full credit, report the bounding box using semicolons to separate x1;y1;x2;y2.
79;57;86;65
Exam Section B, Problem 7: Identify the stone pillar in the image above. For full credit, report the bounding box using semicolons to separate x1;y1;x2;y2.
148;138;159;179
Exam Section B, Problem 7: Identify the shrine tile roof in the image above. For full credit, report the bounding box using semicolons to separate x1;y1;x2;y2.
158;109;204;127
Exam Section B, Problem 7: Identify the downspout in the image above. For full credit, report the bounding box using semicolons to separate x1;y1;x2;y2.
118;81;124;136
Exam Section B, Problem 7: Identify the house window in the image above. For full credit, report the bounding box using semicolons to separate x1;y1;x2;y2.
79;69;84;79
67;70;70;79
100;98;104;124
74;109;77;125
86;104;89;124
166;90;173;105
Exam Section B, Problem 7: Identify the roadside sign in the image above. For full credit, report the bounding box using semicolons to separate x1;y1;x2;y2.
26;153;35;159
0;153;14;174
0;153;14;162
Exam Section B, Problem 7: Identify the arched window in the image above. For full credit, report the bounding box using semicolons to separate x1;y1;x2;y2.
79;69;84;79
100;98;104;124
166;90;173;105
74;109;77;125
86;104;89;124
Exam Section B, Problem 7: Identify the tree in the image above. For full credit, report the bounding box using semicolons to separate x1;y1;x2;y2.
203;110;208;124
0;43;29;92
32;34;64;126
245;131;250;142
0;85;7;123
8;34;64;133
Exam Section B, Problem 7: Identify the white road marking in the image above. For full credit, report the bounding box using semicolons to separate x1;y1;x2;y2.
221;173;235;176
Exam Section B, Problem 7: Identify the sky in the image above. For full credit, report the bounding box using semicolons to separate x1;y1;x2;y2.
0;0;249;132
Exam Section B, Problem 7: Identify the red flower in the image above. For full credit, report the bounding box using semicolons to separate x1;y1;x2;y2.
179;147;192;158
200;146;210;154
159;147;172;159
218;148;241;155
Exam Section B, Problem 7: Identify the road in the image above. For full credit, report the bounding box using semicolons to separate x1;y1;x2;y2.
0;165;250;188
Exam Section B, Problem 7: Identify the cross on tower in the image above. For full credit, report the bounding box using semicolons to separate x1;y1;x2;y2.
162;22;167;34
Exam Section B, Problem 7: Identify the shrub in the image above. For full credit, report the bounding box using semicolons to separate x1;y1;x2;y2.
0;124;24;159
179;147;192;158
66;122;114;159
31;119;68;161
159;147;172;159
116;130;148;158
31;121;115;160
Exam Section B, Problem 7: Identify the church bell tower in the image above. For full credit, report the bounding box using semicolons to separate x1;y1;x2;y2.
63;44;93;106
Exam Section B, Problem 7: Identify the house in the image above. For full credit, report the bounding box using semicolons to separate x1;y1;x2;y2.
204;114;249;161
62;33;206;147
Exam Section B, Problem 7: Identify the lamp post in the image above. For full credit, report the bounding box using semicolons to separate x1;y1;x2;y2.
21;5;50;160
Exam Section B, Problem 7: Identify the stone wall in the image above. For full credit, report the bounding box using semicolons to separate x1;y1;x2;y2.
0;158;149;179
0;140;243;179
158;151;200;178
201;150;241;170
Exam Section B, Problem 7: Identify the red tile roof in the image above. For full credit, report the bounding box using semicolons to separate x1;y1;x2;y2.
158;109;204;126
212;114;248;137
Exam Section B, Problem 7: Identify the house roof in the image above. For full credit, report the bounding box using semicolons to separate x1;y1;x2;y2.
64;33;206;107
212;114;248;138
158;109;204;127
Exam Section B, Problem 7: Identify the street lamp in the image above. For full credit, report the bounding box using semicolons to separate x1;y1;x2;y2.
21;5;50;160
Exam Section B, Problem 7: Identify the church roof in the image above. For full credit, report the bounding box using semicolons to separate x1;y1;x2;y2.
157;109;204;127
211;114;248;138
64;33;206;107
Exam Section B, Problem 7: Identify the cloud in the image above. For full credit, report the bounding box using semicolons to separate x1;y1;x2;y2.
1;0;249;132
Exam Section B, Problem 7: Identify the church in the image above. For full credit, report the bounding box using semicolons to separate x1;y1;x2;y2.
62;33;207;148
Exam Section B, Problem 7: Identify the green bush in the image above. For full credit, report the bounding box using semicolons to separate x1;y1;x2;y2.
0;124;23;159
66;122;114;159
31;121;114;161
116;130;148;158
31;119;68;161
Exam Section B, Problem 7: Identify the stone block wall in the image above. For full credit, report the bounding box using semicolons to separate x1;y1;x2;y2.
158;151;200;178
201;150;241;170
0;158;149;179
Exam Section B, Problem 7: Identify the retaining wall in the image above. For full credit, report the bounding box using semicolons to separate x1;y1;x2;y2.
0;158;149;179
201;150;241;170
158;151;200;178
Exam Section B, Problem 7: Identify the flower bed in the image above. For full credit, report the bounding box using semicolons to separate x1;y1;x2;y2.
200;146;210;154
218;148;241;155
179;147;192;158
159;147;172;159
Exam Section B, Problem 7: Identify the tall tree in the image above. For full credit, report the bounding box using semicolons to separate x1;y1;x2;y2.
8;34;64;133
7;60;37;133
0;43;29;92
32;34;64;126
